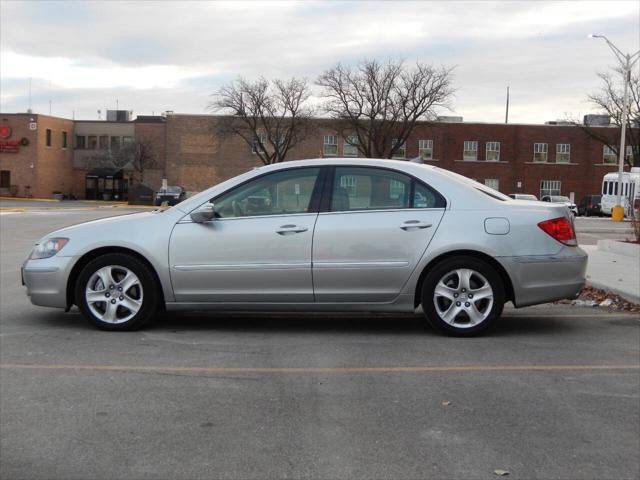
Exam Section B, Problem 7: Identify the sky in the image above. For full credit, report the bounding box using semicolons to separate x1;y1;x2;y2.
1;0;639;124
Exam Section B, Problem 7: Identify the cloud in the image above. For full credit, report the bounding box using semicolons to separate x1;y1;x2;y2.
1;0;638;122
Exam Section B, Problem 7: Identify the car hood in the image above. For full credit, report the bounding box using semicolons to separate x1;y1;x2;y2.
44;211;160;239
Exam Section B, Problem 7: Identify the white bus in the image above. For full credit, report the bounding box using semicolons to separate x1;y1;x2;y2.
601;167;640;217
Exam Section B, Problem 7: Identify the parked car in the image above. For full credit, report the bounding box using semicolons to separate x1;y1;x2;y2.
541;195;578;216
154;185;185;206
508;193;538;201
22;159;587;336
578;194;603;217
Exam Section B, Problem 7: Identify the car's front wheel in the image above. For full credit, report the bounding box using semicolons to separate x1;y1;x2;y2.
421;256;505;336
75;253;158;330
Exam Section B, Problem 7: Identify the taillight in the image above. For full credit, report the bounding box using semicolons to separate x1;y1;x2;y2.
538;217;577;246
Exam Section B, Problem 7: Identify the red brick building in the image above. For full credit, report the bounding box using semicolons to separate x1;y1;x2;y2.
0;111;634;202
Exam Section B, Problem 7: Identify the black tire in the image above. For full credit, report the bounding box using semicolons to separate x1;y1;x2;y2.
421;256;505;336
75;253;159;331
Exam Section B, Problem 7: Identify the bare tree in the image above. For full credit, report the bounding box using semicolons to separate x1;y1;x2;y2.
317;59;454;158
575;67;640;168
93;138;157;183
209;77;315;165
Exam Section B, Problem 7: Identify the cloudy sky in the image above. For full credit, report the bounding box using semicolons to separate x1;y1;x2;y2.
1;1;638;123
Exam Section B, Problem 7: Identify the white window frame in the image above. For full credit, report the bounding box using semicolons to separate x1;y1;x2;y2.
626;145;638;163
556;143;570;163
485;141;500;162
343;135;358;157
251;133;267;154
484;178;500;191
463;140;478;161
339;175;357;197
533;143;548;163
418;139;433;160
323;135;338;157
540;180;561;198
391;138;406;159
602;145;617;164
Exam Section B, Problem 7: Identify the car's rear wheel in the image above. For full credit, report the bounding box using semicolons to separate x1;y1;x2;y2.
75;253;158;330
421;256;505;336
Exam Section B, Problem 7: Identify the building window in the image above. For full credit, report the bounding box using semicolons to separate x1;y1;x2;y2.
88;135;98;150
485;178;500;191
0;170;10;189
339;175;357;197
99;135;109;150
626;145;638;163
110;136;121;151
418;139;433;160
556;144;570;163
602;145;617;164
323;135;338;156
486;142;500;162
391;139;406;159
46;129;52;147
122;136;133;145
533;143;548;162
62;131;68;149
343;135;358;157
252;133;267;154
540;180;561;198
463;141;478;161
75;135;86;149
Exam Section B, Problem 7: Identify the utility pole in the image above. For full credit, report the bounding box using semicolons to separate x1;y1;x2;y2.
589;34;640;221
505;86;510;124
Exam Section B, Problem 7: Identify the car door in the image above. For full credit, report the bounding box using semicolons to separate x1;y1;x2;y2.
312;166;446;303
169;167;323;303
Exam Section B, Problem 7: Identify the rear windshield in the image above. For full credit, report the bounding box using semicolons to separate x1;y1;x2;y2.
433;167;510;201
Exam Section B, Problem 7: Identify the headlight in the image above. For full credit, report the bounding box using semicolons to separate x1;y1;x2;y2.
30;237;69;259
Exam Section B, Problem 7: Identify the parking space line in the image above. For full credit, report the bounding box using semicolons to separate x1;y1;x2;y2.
0;363;637;375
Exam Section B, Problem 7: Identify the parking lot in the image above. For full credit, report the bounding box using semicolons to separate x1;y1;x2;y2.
1;204;639;480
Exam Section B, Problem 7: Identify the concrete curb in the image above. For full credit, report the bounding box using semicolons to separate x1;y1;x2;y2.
597;239;640;258
585;280;640;305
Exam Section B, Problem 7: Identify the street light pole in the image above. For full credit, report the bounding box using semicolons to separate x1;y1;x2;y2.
589;34;640;221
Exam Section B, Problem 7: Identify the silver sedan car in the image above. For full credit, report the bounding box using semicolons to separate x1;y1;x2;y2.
22;159;587;336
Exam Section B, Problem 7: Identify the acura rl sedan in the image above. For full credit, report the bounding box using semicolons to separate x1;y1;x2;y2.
22;159;587;336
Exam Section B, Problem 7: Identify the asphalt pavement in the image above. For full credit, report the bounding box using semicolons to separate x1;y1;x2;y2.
1;206;639;480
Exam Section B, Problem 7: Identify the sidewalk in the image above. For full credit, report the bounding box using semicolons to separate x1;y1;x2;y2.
581;244;640;304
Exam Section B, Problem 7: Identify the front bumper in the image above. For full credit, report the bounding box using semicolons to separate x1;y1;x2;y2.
22;255;77;308
499;246;588;307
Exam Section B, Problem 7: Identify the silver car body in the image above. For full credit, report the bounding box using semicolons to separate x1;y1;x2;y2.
23;159;587;313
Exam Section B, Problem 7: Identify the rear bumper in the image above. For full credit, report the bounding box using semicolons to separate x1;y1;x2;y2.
22;255;77;308
499;247;588;307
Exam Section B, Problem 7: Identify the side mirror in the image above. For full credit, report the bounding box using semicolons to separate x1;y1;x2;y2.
190;203;216;223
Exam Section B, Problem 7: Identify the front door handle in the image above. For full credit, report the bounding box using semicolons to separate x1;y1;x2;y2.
400;220;432;231
276;224;308;235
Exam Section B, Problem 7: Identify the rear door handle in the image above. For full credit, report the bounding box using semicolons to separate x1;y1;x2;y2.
276;224;308;235
400;220;432;231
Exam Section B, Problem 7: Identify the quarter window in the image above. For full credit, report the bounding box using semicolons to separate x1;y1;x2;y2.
556;144;570;163
533;143;548;162
463;141;478;161
418;139;433;160
323;135;338;156
343;135;358;157
331;167;444;211
213;168;321;218
486;142;500;162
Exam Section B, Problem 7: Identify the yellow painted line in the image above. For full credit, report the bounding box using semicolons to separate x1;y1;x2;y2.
0;207;25;212
0;363;637;375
